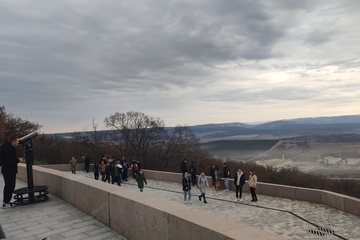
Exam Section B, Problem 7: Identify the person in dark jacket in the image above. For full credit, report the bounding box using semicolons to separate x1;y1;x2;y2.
93;162;100;180
209;164;216;188
182;172;192;203
84;155;90;173
180;158;188;177
234;168;246;201
189;161;197;186
223;163;230;191
135;170;147;192
0;136;20;208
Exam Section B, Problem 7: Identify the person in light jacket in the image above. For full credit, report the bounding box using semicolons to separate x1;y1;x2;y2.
248;170;258;202
198;171;209;203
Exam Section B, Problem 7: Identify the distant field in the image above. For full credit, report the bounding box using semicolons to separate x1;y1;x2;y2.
202;138;360;177
200;140;278;161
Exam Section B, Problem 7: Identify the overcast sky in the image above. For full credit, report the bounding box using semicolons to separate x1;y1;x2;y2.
1;0;359;133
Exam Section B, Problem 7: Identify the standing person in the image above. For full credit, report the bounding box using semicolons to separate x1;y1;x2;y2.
234;168;246;201
104;162;111;183
122;159;129;182
100;160;106;181
223;163;230;191
249;170;258;202
131;160;139;179
209;164;216;188
189;161;197;186
0;136;20;208
111;162;121;186
214;165;221;191
84;155;90;173
182;172;192;204
197;171;209;203
135;170;147;192
93;162;100;180
69;157;77;174
180;158;188;177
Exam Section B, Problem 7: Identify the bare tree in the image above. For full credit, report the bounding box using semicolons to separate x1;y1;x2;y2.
104;111;166;167
156;126;200;170
0;106;41;143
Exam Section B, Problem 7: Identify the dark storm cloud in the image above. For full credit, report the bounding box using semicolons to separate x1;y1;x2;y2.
0;0;359;132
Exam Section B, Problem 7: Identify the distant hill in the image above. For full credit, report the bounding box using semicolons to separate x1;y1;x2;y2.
50;114;360;142
191;114;360;141
47;114;360;177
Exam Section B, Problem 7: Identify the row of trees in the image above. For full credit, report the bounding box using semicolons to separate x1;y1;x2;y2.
0;106;41;144
1;105;360;198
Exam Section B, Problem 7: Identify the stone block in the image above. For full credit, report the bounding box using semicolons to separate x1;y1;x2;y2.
142;170;163;181
295;187;321;203
321;190;345;211
343;196;360;217
258;183;296;199
73;178;113;226
162;172;182;183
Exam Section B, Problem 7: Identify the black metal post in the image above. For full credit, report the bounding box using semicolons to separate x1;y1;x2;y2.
25;139;35;202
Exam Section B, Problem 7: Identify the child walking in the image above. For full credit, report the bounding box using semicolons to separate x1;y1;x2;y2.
135;170;147;192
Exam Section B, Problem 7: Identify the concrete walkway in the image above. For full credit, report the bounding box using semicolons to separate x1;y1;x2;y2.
0;173;127;240
1;170;360;240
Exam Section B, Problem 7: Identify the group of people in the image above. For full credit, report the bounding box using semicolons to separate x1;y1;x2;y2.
70;155;147;192
181;158;258;204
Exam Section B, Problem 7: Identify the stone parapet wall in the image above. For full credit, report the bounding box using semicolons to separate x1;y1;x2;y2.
142;169;360;217
26;164;360;217
16;164;283;240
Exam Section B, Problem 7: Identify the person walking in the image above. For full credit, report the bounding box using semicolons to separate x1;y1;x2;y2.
135;170;147;192
249;170;258;202
69;157;77;174
0;136;20;208
189;161;197;186
198;171;209;203
234;168;246;201
182;172;192;204
223;163;230;191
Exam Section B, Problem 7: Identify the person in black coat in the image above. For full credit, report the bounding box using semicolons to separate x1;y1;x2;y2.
182;172;192;203
209;164;216;188
189;161;197;186
234;168;246;201
0;136;20;208
180;158;188;177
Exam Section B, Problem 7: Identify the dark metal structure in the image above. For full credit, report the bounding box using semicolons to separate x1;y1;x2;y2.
13;132;49;205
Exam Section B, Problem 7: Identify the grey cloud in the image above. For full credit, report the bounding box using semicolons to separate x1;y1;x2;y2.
1;0;360;132
304;30;335;46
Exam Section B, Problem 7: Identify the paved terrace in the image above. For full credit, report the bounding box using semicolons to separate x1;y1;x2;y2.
1;170;360;240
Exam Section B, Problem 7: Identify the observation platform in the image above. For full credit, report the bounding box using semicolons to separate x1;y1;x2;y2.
1;168;360;239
